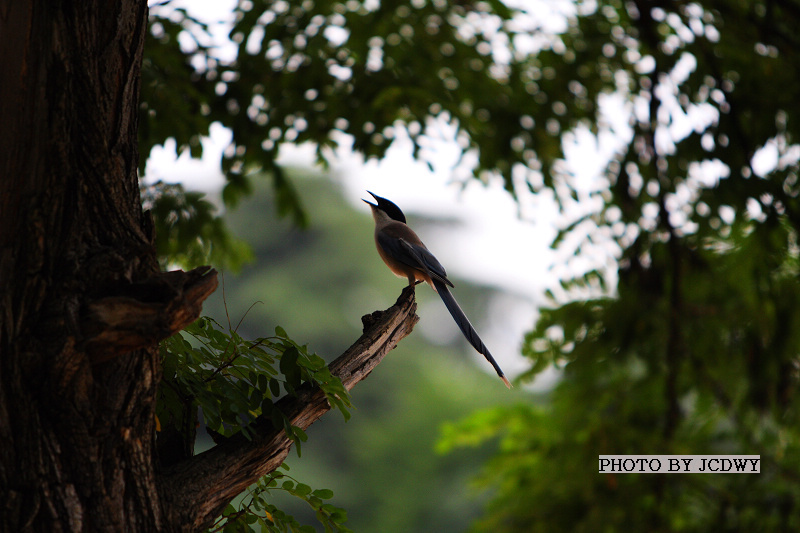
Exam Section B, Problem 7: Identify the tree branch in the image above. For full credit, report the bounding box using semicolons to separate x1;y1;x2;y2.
158;286;419;531
82;266;219;363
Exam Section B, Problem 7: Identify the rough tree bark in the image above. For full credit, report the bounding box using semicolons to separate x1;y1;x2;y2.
0;1;419;531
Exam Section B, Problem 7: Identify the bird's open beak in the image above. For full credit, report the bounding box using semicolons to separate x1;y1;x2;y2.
362;191;379;207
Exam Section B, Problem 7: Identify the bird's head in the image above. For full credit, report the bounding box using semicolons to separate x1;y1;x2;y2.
362;191;407;224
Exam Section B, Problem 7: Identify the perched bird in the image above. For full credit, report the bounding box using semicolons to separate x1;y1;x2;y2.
363;191;511;388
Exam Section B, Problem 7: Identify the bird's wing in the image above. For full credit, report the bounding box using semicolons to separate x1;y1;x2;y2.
398;238;454;287
376;227;454;287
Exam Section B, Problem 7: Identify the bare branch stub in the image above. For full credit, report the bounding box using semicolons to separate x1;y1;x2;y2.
83;266;219;363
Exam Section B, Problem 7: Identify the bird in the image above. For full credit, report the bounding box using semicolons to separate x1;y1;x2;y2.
363;191;511;389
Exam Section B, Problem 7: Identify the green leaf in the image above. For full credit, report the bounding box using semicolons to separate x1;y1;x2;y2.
269;378;281;398
294;483;312;497
279;346;301;389
312;489;334;500
293;426;308;442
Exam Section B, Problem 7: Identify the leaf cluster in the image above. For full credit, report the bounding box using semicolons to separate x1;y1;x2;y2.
441;223;800;531
435;1;800;531
159;317;351;454
531;0;800;296
211;463;351;533
158;315;353;530
450;206;800;531
141;181;254;271
140;0;575;222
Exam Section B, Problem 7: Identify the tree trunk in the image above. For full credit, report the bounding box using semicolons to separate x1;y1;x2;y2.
0;2;419;531
0;0;185;530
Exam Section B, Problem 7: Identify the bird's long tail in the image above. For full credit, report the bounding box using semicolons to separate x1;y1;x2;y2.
432;280;511;389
